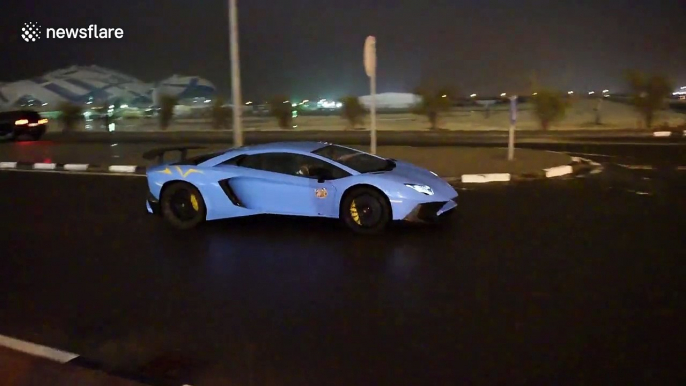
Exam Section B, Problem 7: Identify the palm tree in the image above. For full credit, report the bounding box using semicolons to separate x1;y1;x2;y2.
412;88;452;130
340;96;367;130
531;90;569;130
625;70;674;129
211;97;232;130
269;95;293;129
158;95;178;130
57;102;83;132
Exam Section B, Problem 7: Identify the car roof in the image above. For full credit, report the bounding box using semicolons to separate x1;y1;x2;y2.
232;141;329;153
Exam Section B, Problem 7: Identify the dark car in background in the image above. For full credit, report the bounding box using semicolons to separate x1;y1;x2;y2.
0;110;48;141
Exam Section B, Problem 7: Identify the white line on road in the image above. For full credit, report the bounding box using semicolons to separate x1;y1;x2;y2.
0;162;18;169
33;163;57;170
0;168;146;177
0;334;79;364
63;164;89;171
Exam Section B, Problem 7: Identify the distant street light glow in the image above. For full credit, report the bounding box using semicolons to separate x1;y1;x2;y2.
500;93;506;97
568;91;574;95
245;101;252;105
442;94;447;98
470;93;477;98
589;91;595;95
603;89;609;93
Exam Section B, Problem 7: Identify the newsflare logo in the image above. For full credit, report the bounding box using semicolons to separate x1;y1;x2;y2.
22;22;124;43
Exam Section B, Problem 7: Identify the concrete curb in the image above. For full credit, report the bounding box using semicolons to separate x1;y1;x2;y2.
0;333;191;385
454;157;601;184
0;161;145;175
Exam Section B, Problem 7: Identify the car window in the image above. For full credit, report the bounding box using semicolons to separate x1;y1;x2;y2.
234;152;350;179
312;145;393;173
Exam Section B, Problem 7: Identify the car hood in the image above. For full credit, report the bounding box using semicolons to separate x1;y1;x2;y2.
369;160;457;198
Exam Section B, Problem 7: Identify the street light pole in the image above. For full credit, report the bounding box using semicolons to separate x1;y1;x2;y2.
229;0;243;147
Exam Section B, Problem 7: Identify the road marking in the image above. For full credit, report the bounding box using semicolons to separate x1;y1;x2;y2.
108;165;138;173
461;173;510;183
653;131;672;137
0;162;18;169
544;165;573;178
617;164;654;170
64;163;89;171
0;168;146;177
33;163;57;170
0;334;78;364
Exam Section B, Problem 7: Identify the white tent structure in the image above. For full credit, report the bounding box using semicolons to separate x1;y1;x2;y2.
358;92;420;109
0;65;216;110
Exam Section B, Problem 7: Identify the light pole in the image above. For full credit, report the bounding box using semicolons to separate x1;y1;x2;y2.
229;0;243;147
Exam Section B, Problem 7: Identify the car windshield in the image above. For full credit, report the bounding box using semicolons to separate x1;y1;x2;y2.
312;145;394;173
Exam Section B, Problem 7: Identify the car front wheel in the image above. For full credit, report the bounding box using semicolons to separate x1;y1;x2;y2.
340;187;391;235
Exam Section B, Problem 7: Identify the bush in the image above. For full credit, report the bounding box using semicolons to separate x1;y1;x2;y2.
412;88;452;130
625;70;674;129
211;98;232;130
269;95;292;129
531;90;569;130
158;95;178;130
340;96;367;130
57;102;83;132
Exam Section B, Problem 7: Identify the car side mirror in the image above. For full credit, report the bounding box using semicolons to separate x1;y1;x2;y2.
309;166;333;182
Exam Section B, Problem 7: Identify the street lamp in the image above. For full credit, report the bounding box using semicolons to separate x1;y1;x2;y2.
229;0;243;147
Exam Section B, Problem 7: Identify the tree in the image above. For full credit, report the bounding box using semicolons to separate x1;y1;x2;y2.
269;95;293;129
625;70;674;129
340;96;367;130
412;88;452;130
531;90;569;130
57;102;83;132
211;97;232;130
158;95;178;130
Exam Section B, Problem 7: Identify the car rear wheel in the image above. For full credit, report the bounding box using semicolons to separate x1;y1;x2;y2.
160;182;206;229
340;187;391;235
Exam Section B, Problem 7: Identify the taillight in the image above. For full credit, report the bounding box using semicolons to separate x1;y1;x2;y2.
38;118;48;124
15;119;28;125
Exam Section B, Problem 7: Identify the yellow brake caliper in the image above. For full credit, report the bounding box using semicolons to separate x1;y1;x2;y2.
190;194;199;211
350;200;362;225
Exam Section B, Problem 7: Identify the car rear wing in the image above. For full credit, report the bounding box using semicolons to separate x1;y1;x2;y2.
142;146;206;164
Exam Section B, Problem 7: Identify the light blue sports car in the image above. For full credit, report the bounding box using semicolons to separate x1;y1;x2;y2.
144;142;458;234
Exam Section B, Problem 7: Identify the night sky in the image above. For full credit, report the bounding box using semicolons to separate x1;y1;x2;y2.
1;0;685;100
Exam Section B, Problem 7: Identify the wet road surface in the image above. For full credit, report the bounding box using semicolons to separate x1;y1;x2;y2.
0;143;685;385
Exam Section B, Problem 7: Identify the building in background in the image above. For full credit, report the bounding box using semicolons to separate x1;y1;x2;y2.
0;65;216;111
358;92;420;109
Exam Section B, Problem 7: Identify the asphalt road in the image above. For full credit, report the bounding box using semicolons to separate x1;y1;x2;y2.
0;142;685;385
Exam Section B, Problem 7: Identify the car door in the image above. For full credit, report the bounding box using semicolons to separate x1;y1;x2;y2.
222;152;345;217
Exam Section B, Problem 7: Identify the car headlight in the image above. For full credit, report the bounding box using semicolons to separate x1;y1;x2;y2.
405;183;434;195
